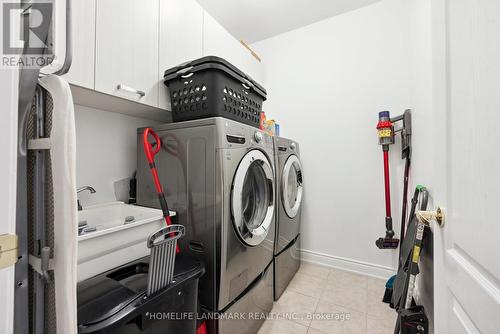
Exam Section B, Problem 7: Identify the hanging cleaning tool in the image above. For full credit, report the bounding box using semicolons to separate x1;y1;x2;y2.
383;185;428;305
392;202;443;334
392;110;412;246
376;111;399;249
142;127;180;253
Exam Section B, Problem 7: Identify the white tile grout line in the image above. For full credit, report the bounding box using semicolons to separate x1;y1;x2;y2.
307;327;327;334
275;262;394;333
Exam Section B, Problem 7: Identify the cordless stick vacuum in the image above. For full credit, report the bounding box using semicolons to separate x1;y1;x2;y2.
376;111;399;249
375;110;412;250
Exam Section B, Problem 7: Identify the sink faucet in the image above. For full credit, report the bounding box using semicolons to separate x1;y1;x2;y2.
77;186;96;211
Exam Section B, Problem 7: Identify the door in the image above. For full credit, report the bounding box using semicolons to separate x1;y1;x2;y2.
433;0;500;332
158;0;203;110
231;150;274;246
281;154;303;219
95;0;159;106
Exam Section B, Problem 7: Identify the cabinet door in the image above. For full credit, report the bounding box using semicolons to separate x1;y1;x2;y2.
63;0;96;88
240;45;265;86
203;11;264;85
95;0;159;106
158;0;203;110
203;11;243;68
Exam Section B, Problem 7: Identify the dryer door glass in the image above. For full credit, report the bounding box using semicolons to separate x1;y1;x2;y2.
232;150;275;246
282;155;303;218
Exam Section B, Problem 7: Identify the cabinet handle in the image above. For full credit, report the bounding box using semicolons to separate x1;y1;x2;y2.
116;84;146;97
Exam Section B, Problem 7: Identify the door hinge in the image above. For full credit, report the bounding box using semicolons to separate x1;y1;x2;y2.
0;234;19;269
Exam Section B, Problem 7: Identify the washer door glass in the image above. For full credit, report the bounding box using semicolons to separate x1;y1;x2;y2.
282;155;303;218
232;150;275;246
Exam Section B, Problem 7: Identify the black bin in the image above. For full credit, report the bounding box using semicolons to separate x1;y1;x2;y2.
77;254;205;334
163;56;267;128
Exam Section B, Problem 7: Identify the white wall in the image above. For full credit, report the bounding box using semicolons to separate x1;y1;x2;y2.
74;106;159;206
252;0;417;277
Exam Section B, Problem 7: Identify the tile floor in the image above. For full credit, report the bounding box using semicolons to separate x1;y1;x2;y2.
258;262;397;334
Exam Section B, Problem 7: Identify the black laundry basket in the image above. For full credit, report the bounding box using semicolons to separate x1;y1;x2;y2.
163;56;266;128
77;254;205;334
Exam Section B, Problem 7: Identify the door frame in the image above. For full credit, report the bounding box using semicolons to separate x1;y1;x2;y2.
0;65;19;334
431;0;461;332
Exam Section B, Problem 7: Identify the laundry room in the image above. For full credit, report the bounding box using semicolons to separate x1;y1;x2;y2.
2;0;499;334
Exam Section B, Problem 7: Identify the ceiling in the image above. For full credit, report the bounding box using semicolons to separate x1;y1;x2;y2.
197;0;381;43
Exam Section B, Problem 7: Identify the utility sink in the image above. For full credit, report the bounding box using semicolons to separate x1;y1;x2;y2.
77;202;174;282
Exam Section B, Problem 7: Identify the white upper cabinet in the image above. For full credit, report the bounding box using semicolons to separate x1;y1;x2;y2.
63;1;262;113
63;0;96;88
203;11;264;86
158;0;203;110
203;11;243;68
95;0;159;107
240;46;264;86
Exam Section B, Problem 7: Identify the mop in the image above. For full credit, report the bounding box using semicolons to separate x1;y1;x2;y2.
383;186;428;304
142;127;180;253
390;187;430;334
142;128;208;334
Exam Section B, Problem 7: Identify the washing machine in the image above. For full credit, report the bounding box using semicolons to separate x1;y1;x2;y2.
136;117;275;334
273;137;304;300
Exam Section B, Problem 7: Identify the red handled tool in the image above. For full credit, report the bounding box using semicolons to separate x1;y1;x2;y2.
375;111;399;249
196;321;207;334
142;127;180;253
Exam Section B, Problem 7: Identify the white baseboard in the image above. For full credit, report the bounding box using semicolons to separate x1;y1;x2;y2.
300;249;396;280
